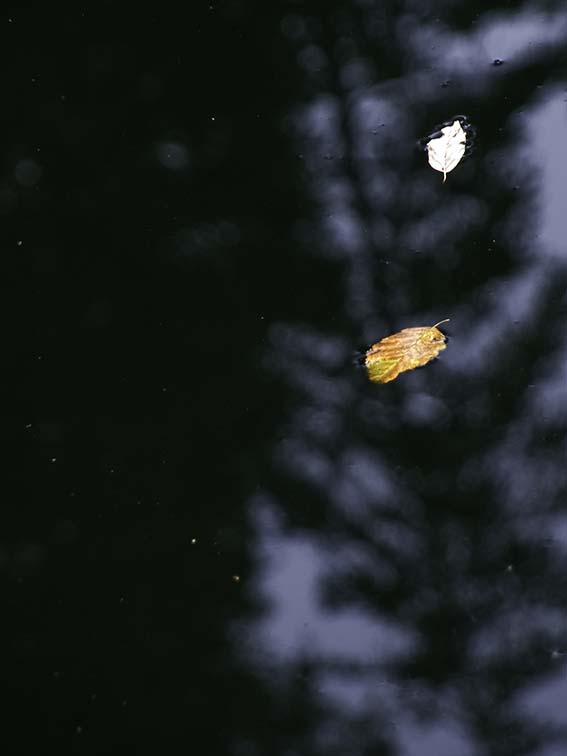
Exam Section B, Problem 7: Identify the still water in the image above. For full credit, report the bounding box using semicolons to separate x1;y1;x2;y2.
3;3;566;755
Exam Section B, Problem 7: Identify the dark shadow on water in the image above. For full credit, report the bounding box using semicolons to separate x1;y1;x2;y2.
1;2;566;755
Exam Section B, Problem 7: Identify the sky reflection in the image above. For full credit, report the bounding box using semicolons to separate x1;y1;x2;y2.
247;3;567;754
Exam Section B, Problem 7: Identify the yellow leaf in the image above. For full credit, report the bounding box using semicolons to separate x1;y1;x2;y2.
364;320;450;384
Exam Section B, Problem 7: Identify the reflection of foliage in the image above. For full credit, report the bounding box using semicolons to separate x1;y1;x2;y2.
3;2;566;755
261;1;567;754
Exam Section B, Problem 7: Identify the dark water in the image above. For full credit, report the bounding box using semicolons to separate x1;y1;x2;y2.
3;3;566;755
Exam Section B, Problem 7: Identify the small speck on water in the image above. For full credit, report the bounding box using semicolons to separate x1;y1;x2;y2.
232;574;240;583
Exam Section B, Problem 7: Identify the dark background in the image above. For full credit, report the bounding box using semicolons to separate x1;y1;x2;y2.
2;2;566;755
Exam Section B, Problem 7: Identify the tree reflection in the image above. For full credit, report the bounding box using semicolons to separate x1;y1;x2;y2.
4;3;566;755
257;2;567;754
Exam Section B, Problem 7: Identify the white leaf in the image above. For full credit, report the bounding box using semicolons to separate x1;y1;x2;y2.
426;119;467;182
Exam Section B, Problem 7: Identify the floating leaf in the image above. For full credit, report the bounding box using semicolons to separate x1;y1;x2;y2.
364;320;450;384
425;119;467;181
